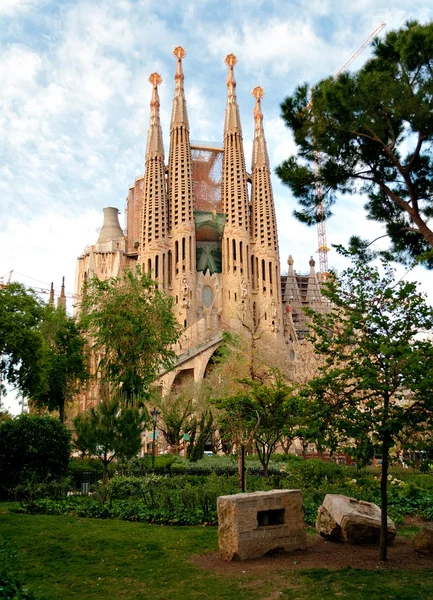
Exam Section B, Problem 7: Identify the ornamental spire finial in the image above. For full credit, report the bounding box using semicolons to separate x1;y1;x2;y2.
149;72;162;87
173;46;186;60
251;86;264;128
173;46;186;87
225;54;237;96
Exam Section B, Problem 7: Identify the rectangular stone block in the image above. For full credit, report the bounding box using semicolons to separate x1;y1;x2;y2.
217;489;306;561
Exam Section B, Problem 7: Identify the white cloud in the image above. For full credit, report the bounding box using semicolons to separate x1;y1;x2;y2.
0;0;42;16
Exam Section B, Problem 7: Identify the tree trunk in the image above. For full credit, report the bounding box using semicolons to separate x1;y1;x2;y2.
59;401;65;424
380;435;390;561
237;445;246;491
102;453;109;486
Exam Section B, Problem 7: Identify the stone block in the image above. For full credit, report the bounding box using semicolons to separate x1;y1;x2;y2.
316;494;396;545
217;489;306;561
414;523;433;554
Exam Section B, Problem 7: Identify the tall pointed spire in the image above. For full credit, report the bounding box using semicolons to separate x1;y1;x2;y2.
167;46;196;323
49;282;54;306
140;73;168;283
171;46;189;128
224;53;243;135
222;55;249;233
168;46;194;230
146;72;164;159
221;54;251;328
57;277;66;309
251;86;278;255
250;86;283;340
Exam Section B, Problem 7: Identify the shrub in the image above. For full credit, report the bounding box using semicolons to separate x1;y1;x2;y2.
0;414;71;498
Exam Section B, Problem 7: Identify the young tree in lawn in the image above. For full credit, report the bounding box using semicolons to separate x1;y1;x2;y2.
79;268;181;402
247;375;298;479
31;305;89;423
73;396;147;485
213;392;260;491
277;21;433;268
303;250;433;561
156;390;193;456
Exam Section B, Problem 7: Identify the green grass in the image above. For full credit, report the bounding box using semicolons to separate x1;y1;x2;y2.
282;569;433;600
1;505;433;600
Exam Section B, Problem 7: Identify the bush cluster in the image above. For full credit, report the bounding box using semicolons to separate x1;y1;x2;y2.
9;455;433;528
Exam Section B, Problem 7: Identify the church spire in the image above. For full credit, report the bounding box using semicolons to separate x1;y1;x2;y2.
146;73;164;159
250;87;283;340
171;46;189;128
222;54;249;235
168;46;194;231
140;73;168;282
250;86;278;255
49;282;54;306
57;277;66;309
167;46;196;322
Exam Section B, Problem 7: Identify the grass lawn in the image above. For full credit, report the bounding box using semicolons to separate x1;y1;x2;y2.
1;503;433;600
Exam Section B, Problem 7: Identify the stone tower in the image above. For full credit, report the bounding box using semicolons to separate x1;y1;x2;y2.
250;86;283;341
140;73;168;289
167;47;196;326
221;54;251;330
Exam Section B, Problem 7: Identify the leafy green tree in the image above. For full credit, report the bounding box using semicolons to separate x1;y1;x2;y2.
187;409;214;462
277;21;433;267
0;414;71;496
213;393;260;490
156;390;193;455
30;306;89;423
79;268;181;401
73;397;147;485
0;283;46;399
303;249;433;560
246;375;295;478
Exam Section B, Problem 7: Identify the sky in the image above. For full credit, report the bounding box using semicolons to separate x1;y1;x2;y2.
1;0;433;414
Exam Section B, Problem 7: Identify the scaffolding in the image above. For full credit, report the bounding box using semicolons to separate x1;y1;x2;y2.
191;142;223;212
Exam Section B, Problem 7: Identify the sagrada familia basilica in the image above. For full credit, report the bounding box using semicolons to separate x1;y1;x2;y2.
74;48;327;411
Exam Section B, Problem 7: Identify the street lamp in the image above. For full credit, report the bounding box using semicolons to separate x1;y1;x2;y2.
151;407;161;470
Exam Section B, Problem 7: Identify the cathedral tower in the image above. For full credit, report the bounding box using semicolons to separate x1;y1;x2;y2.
250;86;283;340
140;73;168;289
167;47;196;325
221;54;251;328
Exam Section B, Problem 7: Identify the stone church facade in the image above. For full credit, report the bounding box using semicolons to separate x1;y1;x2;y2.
74;48;327;412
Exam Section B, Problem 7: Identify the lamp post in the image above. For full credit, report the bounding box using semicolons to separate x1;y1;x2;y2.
151;407;161;470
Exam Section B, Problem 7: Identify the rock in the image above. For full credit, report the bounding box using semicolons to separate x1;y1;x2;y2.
414;523;433;554
316;505;344;542
217;489;307;561
316;494;396;545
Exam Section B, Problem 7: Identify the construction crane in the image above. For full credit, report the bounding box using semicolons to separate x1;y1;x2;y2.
0;271;13;288
314;22;386;280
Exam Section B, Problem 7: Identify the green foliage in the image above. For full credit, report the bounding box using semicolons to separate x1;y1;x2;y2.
0;283;46;399
0;415;71;497
13;479;71;504
79;268;181;400
73;396;147;484
30;306;88;423
301;252;433;557
277;21;433;267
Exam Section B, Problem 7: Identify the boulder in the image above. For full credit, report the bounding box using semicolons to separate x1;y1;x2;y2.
414;523;433;554
316;494;396;545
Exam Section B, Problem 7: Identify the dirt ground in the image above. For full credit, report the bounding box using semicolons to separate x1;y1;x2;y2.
191;532;433;574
